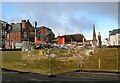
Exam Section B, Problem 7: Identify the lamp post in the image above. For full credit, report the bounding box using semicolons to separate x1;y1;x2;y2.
34;21;37;43
83;37;85;48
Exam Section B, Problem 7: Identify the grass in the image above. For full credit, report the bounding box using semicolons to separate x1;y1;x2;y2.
82;48;119;72
1;50;78;75
1;51;22;70
1;48;120;75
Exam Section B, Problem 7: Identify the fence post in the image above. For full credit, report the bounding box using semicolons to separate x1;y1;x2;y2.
75;49;81;72
98;58;101;70
117;47;120;74
48;49;52;76
19;51;22;71
80;62;83;71
48;49;55;77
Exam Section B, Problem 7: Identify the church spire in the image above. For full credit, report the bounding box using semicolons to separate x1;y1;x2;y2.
92;24;97;47
93;24;96;37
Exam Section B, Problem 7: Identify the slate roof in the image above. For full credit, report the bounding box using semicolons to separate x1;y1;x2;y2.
110;29;120;35
11;28;21;32
61;34;85;42
36;26;51;30
37;26;55;36
11;23;21;32
0;21;12;31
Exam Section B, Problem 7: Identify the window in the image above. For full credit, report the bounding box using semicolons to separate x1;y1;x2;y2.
113;41;116;45
1;30;3;35
118;40;120;45
24;32;27;39
118;35;120;38
7;34;9;40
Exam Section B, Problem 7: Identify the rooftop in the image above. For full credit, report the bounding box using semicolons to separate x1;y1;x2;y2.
59;34;85;42
109;29;120;35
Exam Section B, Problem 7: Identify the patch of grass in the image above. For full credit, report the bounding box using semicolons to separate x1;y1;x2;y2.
2;51;22;61
18;58;77;75
82;48;119;72
1;51;21;71
1;48;119;75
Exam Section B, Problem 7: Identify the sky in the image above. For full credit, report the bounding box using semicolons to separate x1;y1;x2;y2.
1;2;119;43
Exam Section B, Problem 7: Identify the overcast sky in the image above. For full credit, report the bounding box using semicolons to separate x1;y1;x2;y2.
1;2;118;41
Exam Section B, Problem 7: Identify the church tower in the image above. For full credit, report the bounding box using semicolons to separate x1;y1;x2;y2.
92;24;97;47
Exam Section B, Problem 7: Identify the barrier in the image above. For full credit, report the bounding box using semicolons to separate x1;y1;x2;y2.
1;48;120;76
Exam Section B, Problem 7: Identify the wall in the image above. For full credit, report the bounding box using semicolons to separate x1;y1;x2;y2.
10;32;22;48
58;36;65;44
110;33;120;46
10;32;22;42
37;27;55;43
110;35;116;45
22;21;34;42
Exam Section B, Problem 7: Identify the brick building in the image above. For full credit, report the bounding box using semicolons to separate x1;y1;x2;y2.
0;20;12;49
36;26;55;43
9;20;35;49
57;34;93;47
1;20;56;49
58;34;84;44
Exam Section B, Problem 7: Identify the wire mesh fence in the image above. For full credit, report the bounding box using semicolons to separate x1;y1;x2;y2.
1;48;120;76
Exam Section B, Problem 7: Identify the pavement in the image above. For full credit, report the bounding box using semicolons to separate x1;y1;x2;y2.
58;70;120;81
1;69;120;83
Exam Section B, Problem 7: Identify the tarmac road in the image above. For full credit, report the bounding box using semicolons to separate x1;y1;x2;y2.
1;69;120;83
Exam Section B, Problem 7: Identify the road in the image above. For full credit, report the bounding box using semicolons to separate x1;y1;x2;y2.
1;69;120;83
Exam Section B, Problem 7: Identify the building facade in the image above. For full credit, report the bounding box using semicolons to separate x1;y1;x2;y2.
9;20;34;49
0;20;12;49
57;34;85;44
36;26;55;43
109;29;120;46
1;20;56;49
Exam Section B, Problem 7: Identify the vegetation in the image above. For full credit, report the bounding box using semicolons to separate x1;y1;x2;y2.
0;48;119;75
82;48;119;72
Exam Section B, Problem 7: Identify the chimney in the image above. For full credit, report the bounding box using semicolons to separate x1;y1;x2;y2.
109;31;112;35
21;20;26;23
11;23;15;25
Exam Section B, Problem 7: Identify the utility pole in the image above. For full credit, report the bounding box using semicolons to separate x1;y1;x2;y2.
83;37;85;48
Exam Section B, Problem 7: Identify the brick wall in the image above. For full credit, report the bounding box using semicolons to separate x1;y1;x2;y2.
38;27;54;43
39;28;49;35
10;32;22;42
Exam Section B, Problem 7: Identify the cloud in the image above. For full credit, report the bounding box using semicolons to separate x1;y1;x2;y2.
119;1;120;28
0;2;3;19
2;2;118;39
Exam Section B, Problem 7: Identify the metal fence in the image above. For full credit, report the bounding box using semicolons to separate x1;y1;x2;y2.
1;48;120;76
